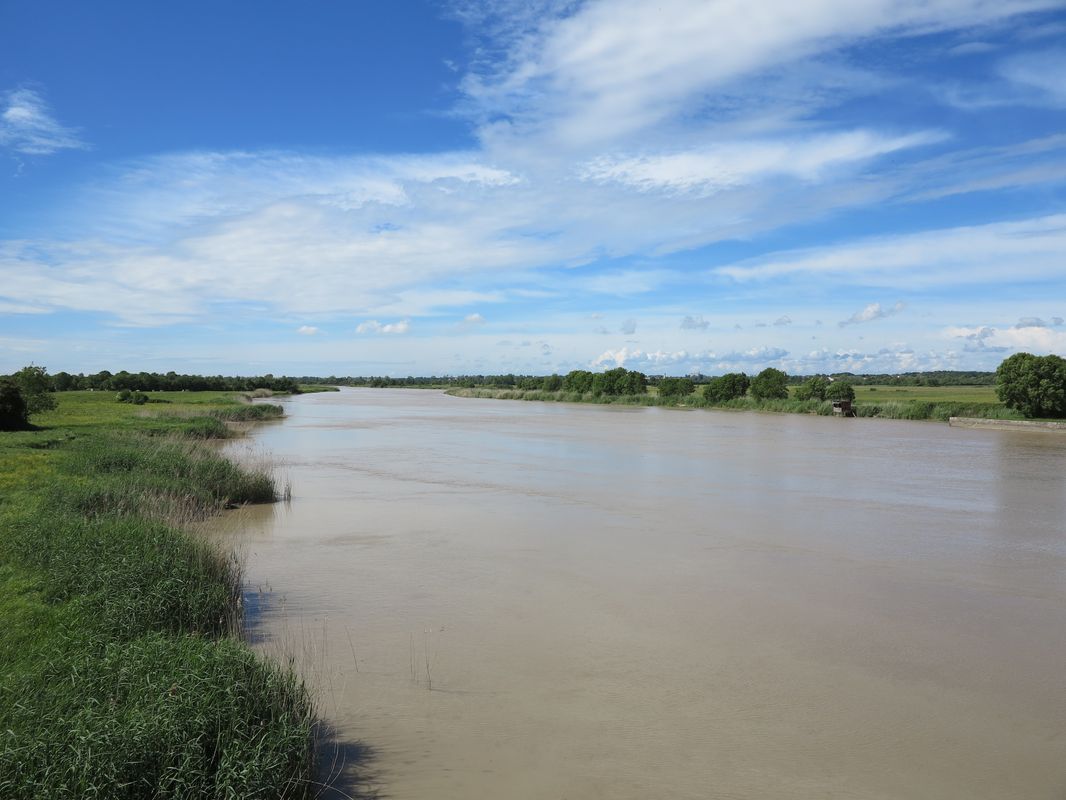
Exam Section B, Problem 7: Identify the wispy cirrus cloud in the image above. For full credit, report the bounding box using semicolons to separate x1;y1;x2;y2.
0;88;85;155
717;215;1066;288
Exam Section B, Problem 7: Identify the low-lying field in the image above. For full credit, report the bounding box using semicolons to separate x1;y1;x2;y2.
0;391;316;798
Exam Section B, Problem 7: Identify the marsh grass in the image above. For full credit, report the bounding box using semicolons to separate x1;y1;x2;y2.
0;391;319;798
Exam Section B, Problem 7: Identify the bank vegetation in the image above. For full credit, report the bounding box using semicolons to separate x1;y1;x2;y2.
0;384;318;798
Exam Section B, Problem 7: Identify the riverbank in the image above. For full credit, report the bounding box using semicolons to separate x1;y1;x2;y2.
0;391;317;798
447;386;1022;422
949;416;1066;431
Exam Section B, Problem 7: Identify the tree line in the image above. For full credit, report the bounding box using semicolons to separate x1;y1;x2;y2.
2;357;1062;431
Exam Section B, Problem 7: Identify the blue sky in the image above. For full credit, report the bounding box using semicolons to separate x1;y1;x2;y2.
2;0;1065;377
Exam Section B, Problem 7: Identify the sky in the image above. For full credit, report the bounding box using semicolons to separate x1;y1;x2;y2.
2;0;1065;377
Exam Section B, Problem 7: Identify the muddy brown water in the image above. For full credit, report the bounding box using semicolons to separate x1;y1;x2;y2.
214;388;1066;799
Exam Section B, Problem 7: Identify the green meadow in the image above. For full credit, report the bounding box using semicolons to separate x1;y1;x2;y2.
0;391;316;799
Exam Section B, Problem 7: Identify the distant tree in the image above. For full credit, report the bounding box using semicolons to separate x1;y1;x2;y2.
51;371;75;392
658;377;695;398
563;370;594;393
622;370;647;395
794;375;830;401
542;374;563;391
13;365;57;415
0;380;29;430
703;372;749;402
825;380;856;402
995;352;1066;418
749;368;789;400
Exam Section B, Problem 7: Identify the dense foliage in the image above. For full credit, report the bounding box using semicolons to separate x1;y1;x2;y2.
750;368;790;400
658;377;696;398
0;381;28;430
11;366;57;415
703;372;749;402
794;375;830;401
825;381;856;402
995;353;1066;418
38;370;301;394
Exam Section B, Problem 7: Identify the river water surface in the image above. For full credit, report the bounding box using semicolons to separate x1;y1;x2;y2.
216;388;1066;799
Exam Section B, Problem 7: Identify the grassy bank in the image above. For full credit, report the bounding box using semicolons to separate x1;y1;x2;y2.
447;386;1023;422
0;392;317;798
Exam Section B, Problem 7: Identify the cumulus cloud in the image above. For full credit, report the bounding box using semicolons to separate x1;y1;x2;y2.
619;318;637;335
680;315;710;330
773;315;792;327
0;87;86;155
356;319;410;335
463;312;487;325
947;323;1066;353
838;301;905;327
296;325;320;336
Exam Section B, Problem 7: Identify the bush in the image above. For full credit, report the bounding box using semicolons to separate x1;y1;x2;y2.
0;381;29;431
117;390;149;405
995;352;1066;418
658;377;695;398
703;372;749;403
794;376;829;401
12;365;57;416
750;368;789;400
825;380;856;402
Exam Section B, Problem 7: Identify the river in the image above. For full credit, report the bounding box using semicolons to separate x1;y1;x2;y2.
214;388;1066;799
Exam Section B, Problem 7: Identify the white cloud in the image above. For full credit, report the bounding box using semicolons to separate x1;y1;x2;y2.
297;325;320;336
619;318;637;335
357;319;410;335
947;324;1066;353
581;131;943;196
773;315;793;327
838;301;905;327
718;215;1066;288
463;312;486;325
462;0;1057;148
0;88;86;155
680;315;710;330
999;49;1066;106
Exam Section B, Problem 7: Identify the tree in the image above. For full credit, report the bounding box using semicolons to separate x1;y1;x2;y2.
0;380;29;430
995;352;1066;418
825;380;855;402
658;377;695;398
703;372;749;402
749;368;789;400
13;365;57;415
542;374;563;391
794;375;830;401
563;370;594;393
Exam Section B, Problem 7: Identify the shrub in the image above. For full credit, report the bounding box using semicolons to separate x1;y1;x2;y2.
794;376;829;401
703;372;749;403
750;368;789;400
825;381;856;402
658;377;695;398
0;381;29;431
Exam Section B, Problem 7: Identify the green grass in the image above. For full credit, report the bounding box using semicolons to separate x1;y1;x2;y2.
0;392;318;798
